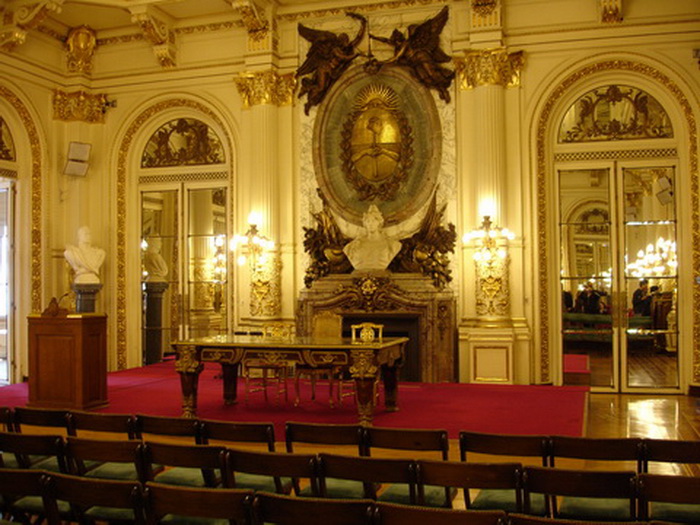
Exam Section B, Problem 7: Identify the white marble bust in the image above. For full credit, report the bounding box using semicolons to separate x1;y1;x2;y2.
343;204;401;271
143;237;169;282
64;226;106;285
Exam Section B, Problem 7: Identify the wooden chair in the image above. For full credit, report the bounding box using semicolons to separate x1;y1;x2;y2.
133;413;200;443
641;437;700;475
416;460;523;511
0;406;14;431
549;435;643;472
64;436;144;481
363;426;452;506
285;422;365;498
637;472;700;523
141;441;229;488
41;471;146;525
317;453;418;504
242;322;294;405
508;513;648;525
351;322;384;344
12;407;70;434
0;431;68;473
459;431;550;515
252;492;374;525
373;502;507;525
0;467;54;524
522;466;637;521
295;311;343;407
66;410;137;439
227;448;318;495
197;418;276;450
144;482;253;525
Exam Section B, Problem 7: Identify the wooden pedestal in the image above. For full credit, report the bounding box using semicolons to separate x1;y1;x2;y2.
27;314;108;410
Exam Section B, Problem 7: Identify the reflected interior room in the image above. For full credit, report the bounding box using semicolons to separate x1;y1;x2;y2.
1;0;699;443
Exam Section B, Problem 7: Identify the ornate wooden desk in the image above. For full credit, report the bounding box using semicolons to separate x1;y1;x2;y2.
172;334;408;425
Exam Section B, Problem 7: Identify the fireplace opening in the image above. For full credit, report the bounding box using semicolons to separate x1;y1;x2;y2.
342;314;421;382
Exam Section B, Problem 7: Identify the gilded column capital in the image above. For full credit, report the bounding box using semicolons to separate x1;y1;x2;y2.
53;89;108;124
234;70;295;108
455;48;524;90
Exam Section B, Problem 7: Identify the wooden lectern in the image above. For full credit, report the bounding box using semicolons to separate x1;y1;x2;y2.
27;312;108;410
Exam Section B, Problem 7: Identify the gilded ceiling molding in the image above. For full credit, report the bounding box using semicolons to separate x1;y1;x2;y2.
129;6;177;68
229;0;269;43
53;90;108;124
0;85;43;312
536;59;698;384
455;48;524;89
470;0;500;29
276;0;444;23
600;0;623;24
65;25;96;75
116;99;233;369
234;70;295;108
0;0;62;51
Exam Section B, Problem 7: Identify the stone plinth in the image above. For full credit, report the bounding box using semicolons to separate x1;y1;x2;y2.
72;283;102;313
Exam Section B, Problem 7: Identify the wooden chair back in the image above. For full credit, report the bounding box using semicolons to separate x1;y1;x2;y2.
637;472;700;521
64;436;144;479
373;502;507;525
549;435;643;471
197;418;275;451
318;453;417;501
141;441;229;487
508;513;648;525
66;411;136;439
252;492;373;525
0;467;47;522
12;407;70;435
0;431;67;471
227;449;318;495
416;459;522;509
285;421;364;454
0;406;15;431
351;322;383;343
144;482;253;525
522;466;637;519
313;311;343;337
133;414;200;441
459;431;550;466
363;426;449;459
642;438;700;474
41;471;145;525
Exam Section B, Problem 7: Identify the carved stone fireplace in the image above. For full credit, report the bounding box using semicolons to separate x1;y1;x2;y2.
297;272;456;383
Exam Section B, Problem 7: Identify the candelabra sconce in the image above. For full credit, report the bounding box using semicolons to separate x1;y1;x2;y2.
231;223;281;318
464;216;515;324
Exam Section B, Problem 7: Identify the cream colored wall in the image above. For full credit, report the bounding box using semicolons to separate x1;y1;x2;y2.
0;0;698;387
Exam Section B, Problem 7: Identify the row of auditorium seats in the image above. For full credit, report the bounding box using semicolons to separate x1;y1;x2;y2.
0;469;688;525
1;430;700;522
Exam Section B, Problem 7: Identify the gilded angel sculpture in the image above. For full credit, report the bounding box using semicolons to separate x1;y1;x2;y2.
369;6;455;102
296;12;367;115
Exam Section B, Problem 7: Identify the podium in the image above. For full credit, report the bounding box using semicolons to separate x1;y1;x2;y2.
27;313;108;410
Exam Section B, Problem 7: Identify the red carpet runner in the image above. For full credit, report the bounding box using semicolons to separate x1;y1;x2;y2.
0;361;588;438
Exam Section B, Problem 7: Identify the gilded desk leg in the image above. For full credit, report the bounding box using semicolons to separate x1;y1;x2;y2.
175;345;203;418
355;377;376;426
221;363;239;405
350;349;380;426
382;364;400;412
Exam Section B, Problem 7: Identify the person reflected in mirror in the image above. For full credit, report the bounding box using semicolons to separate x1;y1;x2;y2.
64;226;106;285
574;281;602;314
632;278;652;316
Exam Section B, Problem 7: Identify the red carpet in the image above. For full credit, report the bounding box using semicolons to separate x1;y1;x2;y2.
0;361;588;438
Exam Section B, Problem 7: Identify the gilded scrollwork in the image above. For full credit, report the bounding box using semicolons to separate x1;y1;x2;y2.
53;89;108;124
339;276;403;312
349;348;379;378
339;84;413;201
174;345;203;374
141;118;225;167
0;117;16;161
66;25;96;75
129;6;176;68
454;48;524;90
0;0;62;51
234;70;296;109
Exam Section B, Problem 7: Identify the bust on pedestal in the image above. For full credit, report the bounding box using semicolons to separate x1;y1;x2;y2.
64;226;105;313
142;237;170;365
343;205;401;272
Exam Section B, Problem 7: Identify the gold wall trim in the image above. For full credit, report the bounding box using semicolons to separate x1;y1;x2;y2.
53;89;108;124
234;70;295;108
0;85;42;313
277;0;446;22
139;171;228;184
536;59;699;384
116;98;234;369
555;148;678;162
0;168;17;179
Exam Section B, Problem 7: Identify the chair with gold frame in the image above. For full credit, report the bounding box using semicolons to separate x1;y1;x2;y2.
242;322;293;405
294;311;343;408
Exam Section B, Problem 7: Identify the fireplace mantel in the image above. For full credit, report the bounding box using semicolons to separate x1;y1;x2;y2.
297;272;456;383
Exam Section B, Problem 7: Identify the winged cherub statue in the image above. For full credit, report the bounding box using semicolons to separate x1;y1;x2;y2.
369;6;455;102
296;12;367;115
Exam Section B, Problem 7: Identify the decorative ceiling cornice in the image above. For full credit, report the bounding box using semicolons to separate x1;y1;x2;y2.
129;5;177;68
0;0;63;51
228;0;269;42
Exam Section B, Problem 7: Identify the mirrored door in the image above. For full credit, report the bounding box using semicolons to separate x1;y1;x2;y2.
559;163;679;391
0;183;12;384
141;184;228;364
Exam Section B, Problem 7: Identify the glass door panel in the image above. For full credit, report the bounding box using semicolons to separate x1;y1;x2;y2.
559;168;615;388
0;185;11;384
622;166;678;389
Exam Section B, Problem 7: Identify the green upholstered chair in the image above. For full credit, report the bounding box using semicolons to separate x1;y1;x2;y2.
141;441;229;488
66;410;137;440
638;472;700;523
0;431;68;474
508;513;649;525
10;408;70;472
373;502;507;525
549;435;644;472
641;437;700;474
133;414;200;443
227;449;317;495
252;492;373;525
64;436;144;481
0;468;61;523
